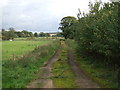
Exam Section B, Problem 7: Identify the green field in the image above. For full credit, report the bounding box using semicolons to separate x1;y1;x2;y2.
2;40;51;60
2;40;60;88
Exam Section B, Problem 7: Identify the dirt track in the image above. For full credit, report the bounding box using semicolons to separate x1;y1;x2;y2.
27;43;100;88
67;48;100;88
26;48;61;88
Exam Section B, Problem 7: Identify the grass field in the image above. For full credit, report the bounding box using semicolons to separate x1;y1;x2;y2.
2;40;60;88
2;40;51;60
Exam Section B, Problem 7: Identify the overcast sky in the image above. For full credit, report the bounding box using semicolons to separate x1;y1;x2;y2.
1;0;110;33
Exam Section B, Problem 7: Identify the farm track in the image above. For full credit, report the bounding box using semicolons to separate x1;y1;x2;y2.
67;47;100;88
27;41;100;88
26;48;61;88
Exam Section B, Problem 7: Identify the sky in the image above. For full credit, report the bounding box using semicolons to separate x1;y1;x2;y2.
1;0;110;33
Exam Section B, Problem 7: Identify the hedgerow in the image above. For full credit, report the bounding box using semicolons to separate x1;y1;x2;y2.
74;1;120;67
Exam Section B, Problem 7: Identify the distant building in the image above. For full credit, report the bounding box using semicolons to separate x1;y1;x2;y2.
48;32;57;37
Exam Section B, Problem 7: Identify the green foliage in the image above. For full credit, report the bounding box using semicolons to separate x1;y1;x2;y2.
51;32;63;37
67;40;119;89
34;32;38;37
61;2;120;88
59;16;78;39
2;28;16;40
1;29;51;40
1;29;35;40
74;1;120;66
39;32;50;37
2;40;60;88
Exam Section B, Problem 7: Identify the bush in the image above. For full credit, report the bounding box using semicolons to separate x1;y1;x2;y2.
75;1;120;66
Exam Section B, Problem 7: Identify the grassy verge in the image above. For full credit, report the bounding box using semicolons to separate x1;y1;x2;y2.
66;39;119;89
51;41;77;88
2;40;60;88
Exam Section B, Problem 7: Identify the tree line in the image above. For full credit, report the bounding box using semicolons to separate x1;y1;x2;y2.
1;28;62;40
60;1;120;67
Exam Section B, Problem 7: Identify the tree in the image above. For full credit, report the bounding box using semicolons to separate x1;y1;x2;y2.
21;32;25;37
2;29;35;39
39;32;45;37
34;32;38;37
22;30;29;37
75;1;120;66
59;16;77;39
45;33;50;37
29;32;34;37
54;32;63;37
8;28;16;40
2;29;9;40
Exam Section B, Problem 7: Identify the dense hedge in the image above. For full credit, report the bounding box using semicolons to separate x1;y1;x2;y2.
74;2;120;66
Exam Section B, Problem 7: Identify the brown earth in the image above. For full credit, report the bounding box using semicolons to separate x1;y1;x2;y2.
26;48;61;88
67;48;100;88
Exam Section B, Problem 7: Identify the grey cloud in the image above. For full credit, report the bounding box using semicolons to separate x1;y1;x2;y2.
2;0;110;32
2;0;59;32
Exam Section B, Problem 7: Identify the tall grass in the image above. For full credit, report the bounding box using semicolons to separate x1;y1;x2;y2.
2;40;60;88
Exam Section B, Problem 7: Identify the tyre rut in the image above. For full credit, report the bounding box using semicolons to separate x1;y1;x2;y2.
26;48;61;88
67;48;100;88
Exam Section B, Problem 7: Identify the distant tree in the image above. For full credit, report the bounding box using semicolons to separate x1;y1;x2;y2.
2;29;35;40
21;33;25;37
34;32;38;37
2;29;9;40
8;28;16;40
22;30;29;37
45;33;50;37
15;32;21;37
56;32;63;37
39;32;45;37
29;32;34;37
2;28;17;40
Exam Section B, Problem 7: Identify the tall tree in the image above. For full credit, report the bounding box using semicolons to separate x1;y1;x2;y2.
59;16;77;39
8;28;16;40
34;32;38;37
2;29;9;40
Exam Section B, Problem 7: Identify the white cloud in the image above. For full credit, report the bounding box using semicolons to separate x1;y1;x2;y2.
1;0;110;32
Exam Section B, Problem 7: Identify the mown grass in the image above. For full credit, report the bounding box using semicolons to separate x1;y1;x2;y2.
66;39;119;89
2;40;60;88
51;41;77;88
2;40;51;60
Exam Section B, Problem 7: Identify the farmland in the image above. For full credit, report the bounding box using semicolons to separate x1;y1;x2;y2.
2;39;60;88
2;40;51;60
1;0;119;89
